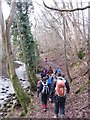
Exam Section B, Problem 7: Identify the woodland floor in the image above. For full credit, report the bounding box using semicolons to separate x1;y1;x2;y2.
6;69;89;119
6;51;89;119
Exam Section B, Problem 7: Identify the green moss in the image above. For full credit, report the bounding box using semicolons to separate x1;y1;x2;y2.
71;61;82;71
71;61;81;68
20;110;27;116
32;72;38;84
75;82;88;94
11;75;31;113
27;76;36;91
77;50;85;60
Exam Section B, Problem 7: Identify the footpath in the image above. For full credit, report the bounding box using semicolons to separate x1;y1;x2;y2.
6;60;88;118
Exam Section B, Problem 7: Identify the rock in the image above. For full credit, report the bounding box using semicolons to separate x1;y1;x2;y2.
6;104;12;108
12;96;17;100
11;93;16;96
6;94;11;99
0;98;4;100
30;92;34;97
0;112;3;116
6;89;9;91
3;103;7;107
4;78;7;81
1;76;5;79
3;113;7;116
3;108;7;112
6;98;11;103
21;79;25;81
8;93;13;97
7;108;12;112
1;91;7;93
0;108;3;112
6;86;9;88
9;101;13;105
2;88;5;90
26;86;30;91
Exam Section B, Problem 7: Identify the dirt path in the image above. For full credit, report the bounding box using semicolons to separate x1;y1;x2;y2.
26;92;70;118
6;60;88;119
27;92;55;118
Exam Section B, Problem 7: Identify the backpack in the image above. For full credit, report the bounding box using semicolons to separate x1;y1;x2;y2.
48;69;53;74
41;70;46;78
48;77;53;85
37;80;41;88
41;82;49;95
55;78;66;97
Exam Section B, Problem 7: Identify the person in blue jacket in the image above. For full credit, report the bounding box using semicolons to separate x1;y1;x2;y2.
55;67;61;76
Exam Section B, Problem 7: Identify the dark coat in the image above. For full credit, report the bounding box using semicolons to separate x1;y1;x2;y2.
39;81;49;104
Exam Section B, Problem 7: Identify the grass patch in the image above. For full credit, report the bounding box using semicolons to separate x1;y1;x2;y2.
75;82;88;94
77;49;85;60
71;61;81;70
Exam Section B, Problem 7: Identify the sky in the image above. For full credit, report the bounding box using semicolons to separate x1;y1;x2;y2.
1;0;89;19
2;1;10;20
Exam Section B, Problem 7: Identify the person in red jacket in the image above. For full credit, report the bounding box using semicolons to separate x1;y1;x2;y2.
37;78;42;97
48;66;53;75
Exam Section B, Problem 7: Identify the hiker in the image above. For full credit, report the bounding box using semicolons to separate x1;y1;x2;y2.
48;66;54;75
48;75;55;103
47;75;53;97
45;57;47;63
55;67;61;76
52;74;57;82
39;76;49;112
41;67;48;78
37;78;42;97
50;73;70;118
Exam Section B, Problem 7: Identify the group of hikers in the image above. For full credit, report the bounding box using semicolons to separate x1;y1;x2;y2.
36;66;70;118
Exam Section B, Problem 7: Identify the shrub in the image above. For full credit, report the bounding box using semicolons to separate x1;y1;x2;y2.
77;50;85;60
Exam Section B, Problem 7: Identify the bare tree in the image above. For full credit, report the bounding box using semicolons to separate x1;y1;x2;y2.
87;1;90;97
43;0;90;12
0;0;30;113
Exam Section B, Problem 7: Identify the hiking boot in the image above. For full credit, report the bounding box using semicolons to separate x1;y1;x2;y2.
37;94;39;97
43;108;47;112
60;114;65;118
54;114;58;118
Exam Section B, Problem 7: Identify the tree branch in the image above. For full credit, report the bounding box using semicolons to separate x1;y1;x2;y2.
43;0;90;12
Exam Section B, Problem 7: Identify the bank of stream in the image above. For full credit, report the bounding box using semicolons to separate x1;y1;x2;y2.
0;61;30;119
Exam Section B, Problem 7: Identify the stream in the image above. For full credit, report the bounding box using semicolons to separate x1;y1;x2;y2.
0;61;30;119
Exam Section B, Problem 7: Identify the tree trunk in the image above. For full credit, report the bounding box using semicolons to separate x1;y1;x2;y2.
63;5;72;82
87;2;90;108
0;0;31;113
16;18;36;91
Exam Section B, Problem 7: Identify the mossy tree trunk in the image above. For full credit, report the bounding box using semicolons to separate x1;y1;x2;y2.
0;0;31;113
15;1;38;91
16;17;36;91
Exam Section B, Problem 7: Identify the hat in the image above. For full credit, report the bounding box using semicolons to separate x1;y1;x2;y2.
57;73;61;77
42;76;47;81
62;74;65;78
